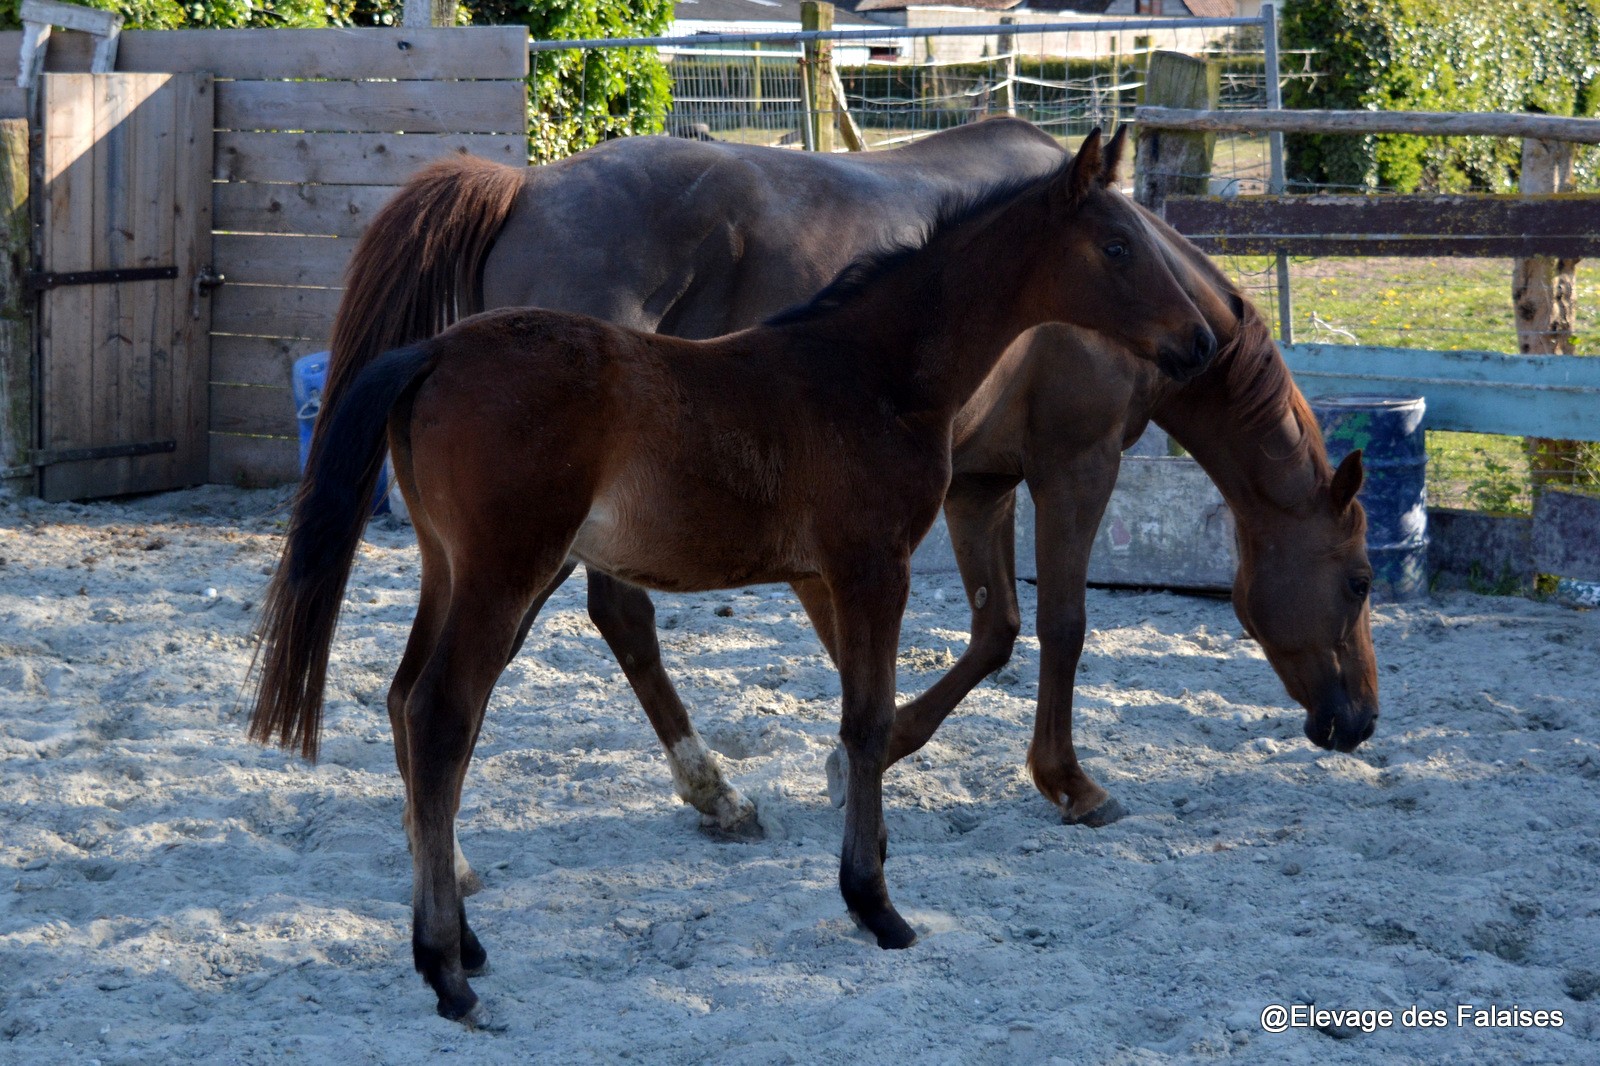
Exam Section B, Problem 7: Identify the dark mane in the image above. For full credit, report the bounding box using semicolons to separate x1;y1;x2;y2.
1156;224;1330;482
1212;301;1330;480
763;158;1070;327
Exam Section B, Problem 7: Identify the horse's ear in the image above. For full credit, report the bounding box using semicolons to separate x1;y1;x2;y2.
1101;125;1129;186
1061;127;1104;209
1330;449;1364;511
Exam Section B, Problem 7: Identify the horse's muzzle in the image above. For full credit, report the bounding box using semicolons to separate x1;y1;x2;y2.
1156;326;1217;384
1305;700;1379;754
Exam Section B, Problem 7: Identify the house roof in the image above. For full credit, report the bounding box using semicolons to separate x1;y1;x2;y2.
673;0;881;26
1017;0;1113;10
1012;0;1239;12
1180;0;1238;16
855;0;1022;10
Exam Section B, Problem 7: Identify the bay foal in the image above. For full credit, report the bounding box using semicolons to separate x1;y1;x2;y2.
249;130;1216;1023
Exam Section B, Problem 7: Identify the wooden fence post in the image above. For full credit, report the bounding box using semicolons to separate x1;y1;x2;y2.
1515;137;1581;496
0;118;31;493
402;0;456;27
802;1;834;154
997;16;1016;118
1515;138;1577;355
1134;51;1218;214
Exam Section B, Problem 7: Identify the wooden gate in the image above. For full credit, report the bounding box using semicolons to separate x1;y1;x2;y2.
36;72;213;501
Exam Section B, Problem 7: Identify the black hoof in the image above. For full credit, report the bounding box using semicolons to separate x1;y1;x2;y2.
851;907;917;950
433;985;480;1023
1065;796;1126;828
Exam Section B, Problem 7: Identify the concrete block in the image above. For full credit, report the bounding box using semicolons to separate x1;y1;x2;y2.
1533;488;1600;583
1426;508;1533;588
1086;457;1235;590
912;456;1237;591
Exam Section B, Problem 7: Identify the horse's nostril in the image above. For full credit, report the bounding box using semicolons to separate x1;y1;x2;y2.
1193;326;1216;369
1359;719;1376;743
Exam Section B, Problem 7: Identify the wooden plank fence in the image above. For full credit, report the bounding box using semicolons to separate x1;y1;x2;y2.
107;26;530;486
1165;194;1600;260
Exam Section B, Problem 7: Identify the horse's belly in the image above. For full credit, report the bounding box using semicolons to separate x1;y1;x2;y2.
570;496;808;592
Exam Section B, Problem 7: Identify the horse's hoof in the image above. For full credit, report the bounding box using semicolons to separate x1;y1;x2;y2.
849;907;918;950
1063;795;1125;828
459;1000;506;1032
458;868;485;897
435;988;480;1024
700;798;764;842
826;746;849;808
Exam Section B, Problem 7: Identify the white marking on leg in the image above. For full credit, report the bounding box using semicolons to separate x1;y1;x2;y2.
669;733;756;830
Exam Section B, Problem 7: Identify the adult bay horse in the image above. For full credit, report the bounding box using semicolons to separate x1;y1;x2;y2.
249;130;1219;1022
313;117;1379;853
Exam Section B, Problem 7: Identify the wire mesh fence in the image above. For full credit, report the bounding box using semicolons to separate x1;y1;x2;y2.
528;17;1598;516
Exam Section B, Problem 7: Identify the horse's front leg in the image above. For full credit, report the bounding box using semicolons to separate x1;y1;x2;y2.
828;558;917;949
585;571;759;838
1025;447;1124;827
826;478;1022;807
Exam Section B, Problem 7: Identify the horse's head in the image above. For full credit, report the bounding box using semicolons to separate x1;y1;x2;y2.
1045;127;1217;383
1230;449;1380;752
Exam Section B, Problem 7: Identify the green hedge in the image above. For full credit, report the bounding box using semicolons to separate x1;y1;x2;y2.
476;0;672;162
1282;0;1600;192
0;0;336;29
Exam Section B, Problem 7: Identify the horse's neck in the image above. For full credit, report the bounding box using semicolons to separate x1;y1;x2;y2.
821;194;1053;416
1154;366;1321;529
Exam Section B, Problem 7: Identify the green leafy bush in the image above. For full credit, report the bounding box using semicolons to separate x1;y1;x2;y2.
0;0;336;29
474;0;672;162
1281;0;1600;191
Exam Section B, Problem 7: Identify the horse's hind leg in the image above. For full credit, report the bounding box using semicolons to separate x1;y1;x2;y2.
586;572;759;838
384;435;485;898
385;517;490;894
408;555;566;1025
508;559;579;665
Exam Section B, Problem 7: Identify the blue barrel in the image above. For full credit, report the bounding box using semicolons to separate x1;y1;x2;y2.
292;352;389;514
1311;395;1427;602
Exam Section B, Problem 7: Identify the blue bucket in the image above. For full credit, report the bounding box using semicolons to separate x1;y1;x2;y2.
292;352;390;515
1311;394;1428;602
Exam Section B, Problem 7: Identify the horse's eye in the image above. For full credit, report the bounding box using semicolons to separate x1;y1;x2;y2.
1349;576;1371;600
1104;240;1128;259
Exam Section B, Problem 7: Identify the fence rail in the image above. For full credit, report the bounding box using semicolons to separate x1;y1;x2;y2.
1136;105;1600;143
527;17;1266;52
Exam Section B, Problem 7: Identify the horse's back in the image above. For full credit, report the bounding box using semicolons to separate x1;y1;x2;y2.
482;121;1067;336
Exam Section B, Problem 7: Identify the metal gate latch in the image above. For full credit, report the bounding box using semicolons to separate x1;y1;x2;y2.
193;267;225;319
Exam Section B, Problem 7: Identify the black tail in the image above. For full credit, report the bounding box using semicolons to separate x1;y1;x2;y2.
248;343;437;760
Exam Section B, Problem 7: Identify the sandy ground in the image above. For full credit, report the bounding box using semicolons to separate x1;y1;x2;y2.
1;484;1598;1064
